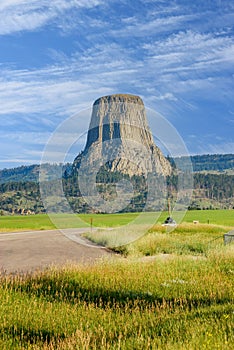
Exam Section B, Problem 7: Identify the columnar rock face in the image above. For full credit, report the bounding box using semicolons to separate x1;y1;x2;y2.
74;94;172;177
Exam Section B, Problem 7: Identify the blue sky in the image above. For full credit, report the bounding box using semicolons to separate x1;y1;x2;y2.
0;0;233;169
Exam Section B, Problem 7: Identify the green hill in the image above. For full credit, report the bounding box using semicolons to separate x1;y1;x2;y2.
0;154;233;215
175;154;234;172
0;163;72;184
0;154;233;184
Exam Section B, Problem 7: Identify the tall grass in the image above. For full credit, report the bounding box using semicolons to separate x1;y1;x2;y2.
1;210;233;348
0;246;233;349
84;223;230;257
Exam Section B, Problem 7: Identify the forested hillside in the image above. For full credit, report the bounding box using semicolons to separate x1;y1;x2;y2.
0;154;233;214
0;163;71;184
0;172;233;215
0;165;39;184
0;154;233;184
175;154;234;172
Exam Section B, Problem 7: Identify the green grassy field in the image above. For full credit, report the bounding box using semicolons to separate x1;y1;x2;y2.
183;210;234;226
0;209;233;232
0;212;139;232
0;247;233;349
1;210;233;349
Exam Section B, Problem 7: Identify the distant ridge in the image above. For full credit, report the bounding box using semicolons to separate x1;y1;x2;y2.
175;154;234;172
0;154;233;214
0;154;233;184
0;164;39;184
0;163;71;184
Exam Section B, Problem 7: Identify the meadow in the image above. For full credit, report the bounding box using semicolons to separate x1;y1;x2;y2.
0;247;234;349
0;210;233;349
0;209;233;232
84;222;231;257
80;209;234;255
0;212;137;232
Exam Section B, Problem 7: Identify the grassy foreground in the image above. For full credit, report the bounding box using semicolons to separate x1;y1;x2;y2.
0;210;233;349
84;222;232;256
1;246;234;349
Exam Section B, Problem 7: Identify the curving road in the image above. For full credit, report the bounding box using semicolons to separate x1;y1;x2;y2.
0;228;111;273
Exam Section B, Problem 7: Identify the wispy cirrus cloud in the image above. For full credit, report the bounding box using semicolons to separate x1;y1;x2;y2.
0;75;101;118
195;140;234;156
143;30;234;73
0;0;103;35
111;13;198;38
0;130;50;167
0;0;233;167
0;26;233;120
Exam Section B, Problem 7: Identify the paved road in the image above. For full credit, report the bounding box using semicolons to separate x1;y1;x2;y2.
0;228;111;273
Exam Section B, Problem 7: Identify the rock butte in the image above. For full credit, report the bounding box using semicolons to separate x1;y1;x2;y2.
74;94;172;177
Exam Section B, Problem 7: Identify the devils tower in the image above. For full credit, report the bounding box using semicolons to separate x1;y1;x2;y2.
73;94;172;177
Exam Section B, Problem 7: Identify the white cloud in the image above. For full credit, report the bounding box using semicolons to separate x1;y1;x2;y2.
0;74;94;116
0;158;40;165
111;13;198;38
144;30;234;73
0;40;143;118
0;0;103;35
155;93;178;101
0;26;232;122
137;29;234;102
0;0;233;168
199;142;234;155
0;10;56;35
0;131;50;145
0;131;49;167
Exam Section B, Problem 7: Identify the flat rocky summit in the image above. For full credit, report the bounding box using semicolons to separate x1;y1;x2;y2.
93;94;144;105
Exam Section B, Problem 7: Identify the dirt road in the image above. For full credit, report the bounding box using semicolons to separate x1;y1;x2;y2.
0;228;111;273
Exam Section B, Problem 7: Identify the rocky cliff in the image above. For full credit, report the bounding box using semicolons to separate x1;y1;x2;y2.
74;94;172;177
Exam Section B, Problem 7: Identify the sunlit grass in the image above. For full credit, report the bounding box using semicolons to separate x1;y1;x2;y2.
0;209;233;348
84;223;231;258
0;209;233;233
0;247;233;349
0;212;139;232
183;209;234;226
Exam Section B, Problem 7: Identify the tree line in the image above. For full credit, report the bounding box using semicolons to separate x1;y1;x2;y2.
0;171;233;214
1;154;233;185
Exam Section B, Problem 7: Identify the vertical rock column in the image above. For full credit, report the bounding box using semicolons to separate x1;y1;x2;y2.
74;94;172;177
